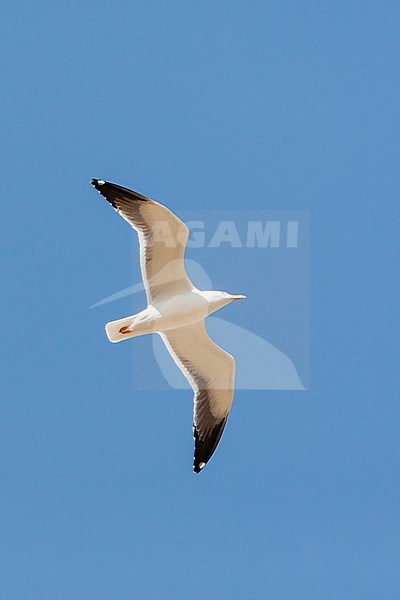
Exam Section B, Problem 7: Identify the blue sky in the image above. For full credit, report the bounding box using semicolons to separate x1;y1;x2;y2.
1;2;399;599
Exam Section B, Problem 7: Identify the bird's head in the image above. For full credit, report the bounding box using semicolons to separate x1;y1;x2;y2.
204;290;246;312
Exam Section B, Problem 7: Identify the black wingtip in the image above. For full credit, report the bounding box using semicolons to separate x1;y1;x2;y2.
193;461;206;474
91;178;105;189
90;178;120;208
90;179;151;205
193;417;228;474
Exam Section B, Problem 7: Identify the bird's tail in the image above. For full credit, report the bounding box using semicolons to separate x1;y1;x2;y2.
105;316;137;343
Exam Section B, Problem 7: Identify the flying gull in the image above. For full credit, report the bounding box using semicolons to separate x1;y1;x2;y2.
91;179;246;472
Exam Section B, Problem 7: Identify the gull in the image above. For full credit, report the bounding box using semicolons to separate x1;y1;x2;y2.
91;179;246;473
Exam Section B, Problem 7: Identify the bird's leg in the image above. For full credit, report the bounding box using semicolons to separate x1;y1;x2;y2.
116;309;152;337
119;325;132;334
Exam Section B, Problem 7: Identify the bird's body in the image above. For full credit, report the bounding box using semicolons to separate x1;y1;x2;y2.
106;288;242;341
91;179;245;472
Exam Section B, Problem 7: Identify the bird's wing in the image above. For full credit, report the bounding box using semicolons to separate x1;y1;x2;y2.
160;321;235;473
91;179;192;303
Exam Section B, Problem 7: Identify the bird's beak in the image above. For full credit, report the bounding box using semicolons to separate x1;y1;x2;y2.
231;294;246;300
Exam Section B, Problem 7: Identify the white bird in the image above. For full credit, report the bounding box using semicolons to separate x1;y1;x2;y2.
91;179;246;473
